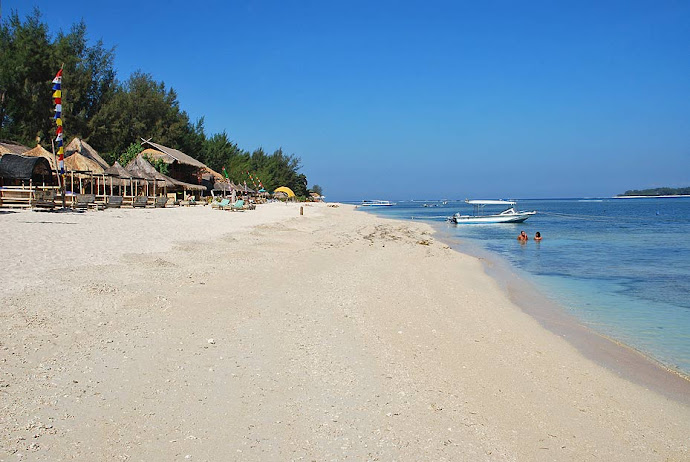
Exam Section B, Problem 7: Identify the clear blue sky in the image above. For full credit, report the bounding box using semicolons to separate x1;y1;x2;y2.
3;0;689;200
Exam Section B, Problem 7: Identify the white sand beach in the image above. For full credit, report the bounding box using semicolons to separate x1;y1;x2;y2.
1;202;689;461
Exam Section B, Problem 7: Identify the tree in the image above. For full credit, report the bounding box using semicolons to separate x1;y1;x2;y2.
0;7;314;194
53;20;116;142
118;141;142;167
0;10;116;147
0;9;53;145
311;184;323;196
89;72;204;162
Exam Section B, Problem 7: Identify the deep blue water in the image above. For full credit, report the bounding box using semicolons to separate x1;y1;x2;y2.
359;198;690;375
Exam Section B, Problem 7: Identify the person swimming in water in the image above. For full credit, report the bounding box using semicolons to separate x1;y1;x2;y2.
517;230;528;242
534;231;542;241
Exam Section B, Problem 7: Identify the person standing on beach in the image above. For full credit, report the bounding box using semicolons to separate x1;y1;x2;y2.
517;230;528;242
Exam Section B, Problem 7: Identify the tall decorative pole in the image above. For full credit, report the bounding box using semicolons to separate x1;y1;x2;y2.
52;67;66;207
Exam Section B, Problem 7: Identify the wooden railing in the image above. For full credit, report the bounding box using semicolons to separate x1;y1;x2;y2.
0;185;61;209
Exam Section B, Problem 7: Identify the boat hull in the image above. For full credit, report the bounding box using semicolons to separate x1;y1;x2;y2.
448;211;536;224
360;200;395;207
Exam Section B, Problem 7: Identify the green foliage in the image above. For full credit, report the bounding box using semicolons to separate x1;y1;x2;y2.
144;155;170;175
311;184;323;196
90;72;202;161
620;187;690;196
0;9;115;146
0;9;54;145
118;141;142;167
0;8;315;196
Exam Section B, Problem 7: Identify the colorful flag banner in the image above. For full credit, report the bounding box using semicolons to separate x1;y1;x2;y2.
52;68;64;174
246;171;260;190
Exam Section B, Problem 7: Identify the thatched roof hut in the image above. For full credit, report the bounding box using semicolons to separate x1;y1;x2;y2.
126;154;174;189
103;161;138;187
65;138;109;170
140;139;213;190
105;161;133;179
141;139;205;168
64;151;105;174
0;154;54;184
0;140;30;156
23;145;57;170
126;154;205;192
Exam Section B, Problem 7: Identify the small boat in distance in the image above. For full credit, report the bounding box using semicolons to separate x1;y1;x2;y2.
447;200;536;224
360;200;395;207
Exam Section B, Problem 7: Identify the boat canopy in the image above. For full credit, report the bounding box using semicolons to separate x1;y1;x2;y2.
465;200;516;206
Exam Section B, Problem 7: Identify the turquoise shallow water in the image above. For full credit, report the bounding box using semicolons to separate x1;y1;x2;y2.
359;197;690;376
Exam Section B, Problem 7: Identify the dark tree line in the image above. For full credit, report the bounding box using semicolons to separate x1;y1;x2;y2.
0;8;312;197
620;187;690;196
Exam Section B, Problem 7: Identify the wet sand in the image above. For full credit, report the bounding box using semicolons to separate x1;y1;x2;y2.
433;228;690;404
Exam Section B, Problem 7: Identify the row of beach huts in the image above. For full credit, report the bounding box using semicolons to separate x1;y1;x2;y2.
0;138;269;210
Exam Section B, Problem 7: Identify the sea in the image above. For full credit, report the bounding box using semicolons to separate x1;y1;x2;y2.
357;197;690;377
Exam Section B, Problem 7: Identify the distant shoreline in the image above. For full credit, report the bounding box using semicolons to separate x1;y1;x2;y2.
614;194;690;199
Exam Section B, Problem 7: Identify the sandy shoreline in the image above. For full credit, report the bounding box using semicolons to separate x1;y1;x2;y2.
431;226;690;402
1;203;689;461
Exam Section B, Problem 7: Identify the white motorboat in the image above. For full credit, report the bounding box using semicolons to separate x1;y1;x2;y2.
447;200;536;224
360;200;395;207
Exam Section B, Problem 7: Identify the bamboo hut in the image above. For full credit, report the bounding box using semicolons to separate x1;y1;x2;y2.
65;138;109;170
140;139;208;188
102;161;137;196
0;141;30;156
64;151;104;173
126;154;205;196
125;155;169;198
201;166;225;192
60;152;105;197
0;154;54;185
0;154;57;208
23;145;57;171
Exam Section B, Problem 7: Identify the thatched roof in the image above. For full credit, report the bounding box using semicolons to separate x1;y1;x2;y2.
126;154;175;187
126;154;205;191
105;161;133;179
64;152;105;174
65;138;109;170
213;180;233;191
23;145;57;170
103;161;144;187
0;140;30;156
0;154;52;180
201;166;225;182
140;139;206;168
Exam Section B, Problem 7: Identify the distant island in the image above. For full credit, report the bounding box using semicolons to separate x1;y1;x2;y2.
618;187;690;197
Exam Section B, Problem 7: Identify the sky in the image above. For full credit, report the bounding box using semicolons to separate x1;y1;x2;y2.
3;0;689;200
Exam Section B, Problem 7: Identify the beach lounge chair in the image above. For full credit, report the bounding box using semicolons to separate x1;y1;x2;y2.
230;199;245;212
166;193;178;206
106;195;123;208
33;189;56;210
154;196;169;208
74;194;102;211
133;196;148;208
213;198;231;210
